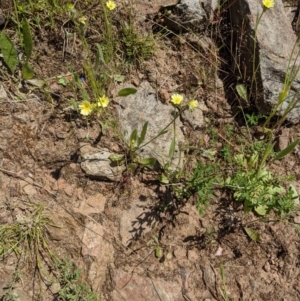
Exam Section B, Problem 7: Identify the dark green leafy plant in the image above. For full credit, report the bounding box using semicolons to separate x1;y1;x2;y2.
188;162;221;214
55;259;98;301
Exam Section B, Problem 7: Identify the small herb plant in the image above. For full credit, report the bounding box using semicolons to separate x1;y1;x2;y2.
225;152;298;216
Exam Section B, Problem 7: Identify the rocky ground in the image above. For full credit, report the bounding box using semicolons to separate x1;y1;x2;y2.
1;0;300;301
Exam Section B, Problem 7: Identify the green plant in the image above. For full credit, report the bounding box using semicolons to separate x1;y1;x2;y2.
225;151;299;216
219;263;230;301
188;162;221;214
0;203;58;277
120;22;155;64
54;259;99;301
245;112;265;126
0;13;34;79
1;270;23;301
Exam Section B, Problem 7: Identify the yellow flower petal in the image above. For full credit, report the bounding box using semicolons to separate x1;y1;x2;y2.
170;93;183;105
97;95;110;108
188;99;198;110
262;0;274;9
66;3;75;11
106;1;116;10
79;100;93;116
78;16;87;25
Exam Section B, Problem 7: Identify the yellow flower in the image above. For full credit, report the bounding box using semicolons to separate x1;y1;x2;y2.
97;95;110;108
78;16;87;25
106;0;116;10
171;94;183;105
66;3;75;11
262;0;274;9
188;99;198;110
79;100;93;116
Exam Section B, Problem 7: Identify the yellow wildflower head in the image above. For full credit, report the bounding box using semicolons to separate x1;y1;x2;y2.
79;100;93;116
171;93;183;105
188;99;198;111
66;3;75;11
98;95;110;108
106;0;116;10
262;0;274;9
78;16;87;25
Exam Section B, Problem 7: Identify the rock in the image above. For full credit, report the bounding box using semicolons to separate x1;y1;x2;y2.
275;128;290;151
174;247;187;260
119;202;156;245
52;178;66;191
81;221;103;257
158;89;170;102
0;85;7;101
13;113;30;123
134;0;178;16
64;184;75;197
293;215;300;224
177;0;213;21
80;144;126;181
110;269;182;301
23;184;37;197
74;193;106;215
227;0;300;123
263;261;271;272
115;82;185;168
182;104;205;129
81;220;114;288
0;10;5;26
81;220;113;259
201;259;216;292
19;179;37;197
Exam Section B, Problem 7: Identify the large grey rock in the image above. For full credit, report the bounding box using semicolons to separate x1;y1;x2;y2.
228;0;300;123
159;0;218;32
116;82;185;168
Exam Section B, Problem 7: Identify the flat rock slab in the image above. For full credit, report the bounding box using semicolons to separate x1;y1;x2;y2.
119;202;156;245
110;269;182;301
115;81;185;168
80;144;126;181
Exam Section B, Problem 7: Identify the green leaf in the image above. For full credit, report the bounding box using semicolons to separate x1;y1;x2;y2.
289;184;299;205
259;142;276;170
236;83;248;102
156;129;169;138
169;138;175;159
278;89;289;103
22;18;33;59
129;129;138;148
155;246;163;258
21;61;34;79
22;62;34;80
138;122;148;146
127;163;138;172
109;153;125;165
99;121;108;135
138;157;156;168
95;43;106;69
118;87;137;97
0;32;18;73
273;139;300;161
113;74;125;83
25;79;45;88
159;173;169;184
244;227;260;241
254;205;268;216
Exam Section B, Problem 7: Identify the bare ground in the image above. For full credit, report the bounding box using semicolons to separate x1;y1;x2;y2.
1;1;300;301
